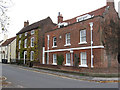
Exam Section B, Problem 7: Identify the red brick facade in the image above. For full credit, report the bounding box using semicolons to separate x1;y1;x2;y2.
43;0;119;70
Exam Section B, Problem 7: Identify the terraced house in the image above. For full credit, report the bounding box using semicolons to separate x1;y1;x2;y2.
16;17;55;64
43;0;119;72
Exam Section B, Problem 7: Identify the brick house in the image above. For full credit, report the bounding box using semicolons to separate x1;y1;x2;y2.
16;17;56;64
43;0;119;70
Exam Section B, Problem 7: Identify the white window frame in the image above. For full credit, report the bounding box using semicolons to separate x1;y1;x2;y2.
79;52;88;67
30;51;34;61
31;37;34;47
64;33;71;46
65;53;71;66
19;34;22;38
79;30;87;44
19;40;21;49
31;30;35;35
52;54;57;65
24;39;27;48
52;37;57;48
25;32;28;36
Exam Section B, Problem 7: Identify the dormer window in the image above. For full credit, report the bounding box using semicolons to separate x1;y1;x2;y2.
76;14;93;22
58;22;68;28
31;30;35;35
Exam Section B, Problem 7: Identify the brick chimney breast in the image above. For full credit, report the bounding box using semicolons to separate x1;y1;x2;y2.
58;12;63;24
106;0;114;7
24;20;29;27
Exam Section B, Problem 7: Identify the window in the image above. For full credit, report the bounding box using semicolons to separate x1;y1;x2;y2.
66;53;71;65
80;30;87;43
24;51;27;64
65;33;71;46
80;52;87;67
76;14;92;22
19;40;21;49
30;51;34;61
53;37;57;47
24;39;27;48
18;52;20;60
31;37;34;47
19;34;22;38
31;30;35;35
25;32;27;36
53;54;57;65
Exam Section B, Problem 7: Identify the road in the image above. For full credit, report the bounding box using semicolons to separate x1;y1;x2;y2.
2;64;118;88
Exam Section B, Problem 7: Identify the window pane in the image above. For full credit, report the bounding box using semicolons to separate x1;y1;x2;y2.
66;33;70;44
53;37;57;46
81;52;87;65
66;53;70;64
53;54;57;64
80;30;86;42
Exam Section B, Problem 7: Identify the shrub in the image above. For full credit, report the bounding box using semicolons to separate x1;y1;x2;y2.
17;60;24;65
57;55;64;65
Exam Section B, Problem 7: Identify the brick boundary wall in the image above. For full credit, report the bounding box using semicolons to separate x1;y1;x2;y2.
33;62;118;74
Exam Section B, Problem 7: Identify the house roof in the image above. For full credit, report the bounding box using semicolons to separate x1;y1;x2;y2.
63;6;107;25
16;17;56;35
0;40;3;44
1;36;16;46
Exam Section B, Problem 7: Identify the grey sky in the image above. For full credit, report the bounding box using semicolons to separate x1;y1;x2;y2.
0;0;119;40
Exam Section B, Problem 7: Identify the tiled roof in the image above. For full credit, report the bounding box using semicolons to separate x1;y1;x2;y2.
0;40;3;44
63;6;107;24
1;37;16;46
16;17;56;35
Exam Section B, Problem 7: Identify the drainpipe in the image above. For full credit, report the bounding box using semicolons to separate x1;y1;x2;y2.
42;47;45;64
89;22;94;68
47;35;50;64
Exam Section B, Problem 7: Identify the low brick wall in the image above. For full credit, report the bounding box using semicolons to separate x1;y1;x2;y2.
33;62;119;74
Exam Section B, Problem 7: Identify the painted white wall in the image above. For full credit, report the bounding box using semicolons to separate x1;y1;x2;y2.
0;39;16;63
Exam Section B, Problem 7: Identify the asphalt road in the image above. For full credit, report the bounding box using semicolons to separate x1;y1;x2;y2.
2;64;118;88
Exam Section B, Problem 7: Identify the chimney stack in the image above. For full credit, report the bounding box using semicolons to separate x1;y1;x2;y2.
58;12;63;24
106;0;114;7
24;20;29;27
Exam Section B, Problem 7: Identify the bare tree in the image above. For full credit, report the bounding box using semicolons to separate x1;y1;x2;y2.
0;0;12;32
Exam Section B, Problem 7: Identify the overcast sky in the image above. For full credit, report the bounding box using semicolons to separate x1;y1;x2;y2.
0;0;119;40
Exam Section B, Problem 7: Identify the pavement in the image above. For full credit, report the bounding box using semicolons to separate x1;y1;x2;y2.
11;64;119;83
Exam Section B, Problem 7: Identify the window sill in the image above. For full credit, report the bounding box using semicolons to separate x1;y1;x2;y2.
52;46;57;48
78;42;87;45
64;44;71;47
79;65;88;67
52;63;57;65
64;64;71;66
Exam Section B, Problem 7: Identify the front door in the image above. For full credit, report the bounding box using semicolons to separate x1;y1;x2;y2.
24;51;27;64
